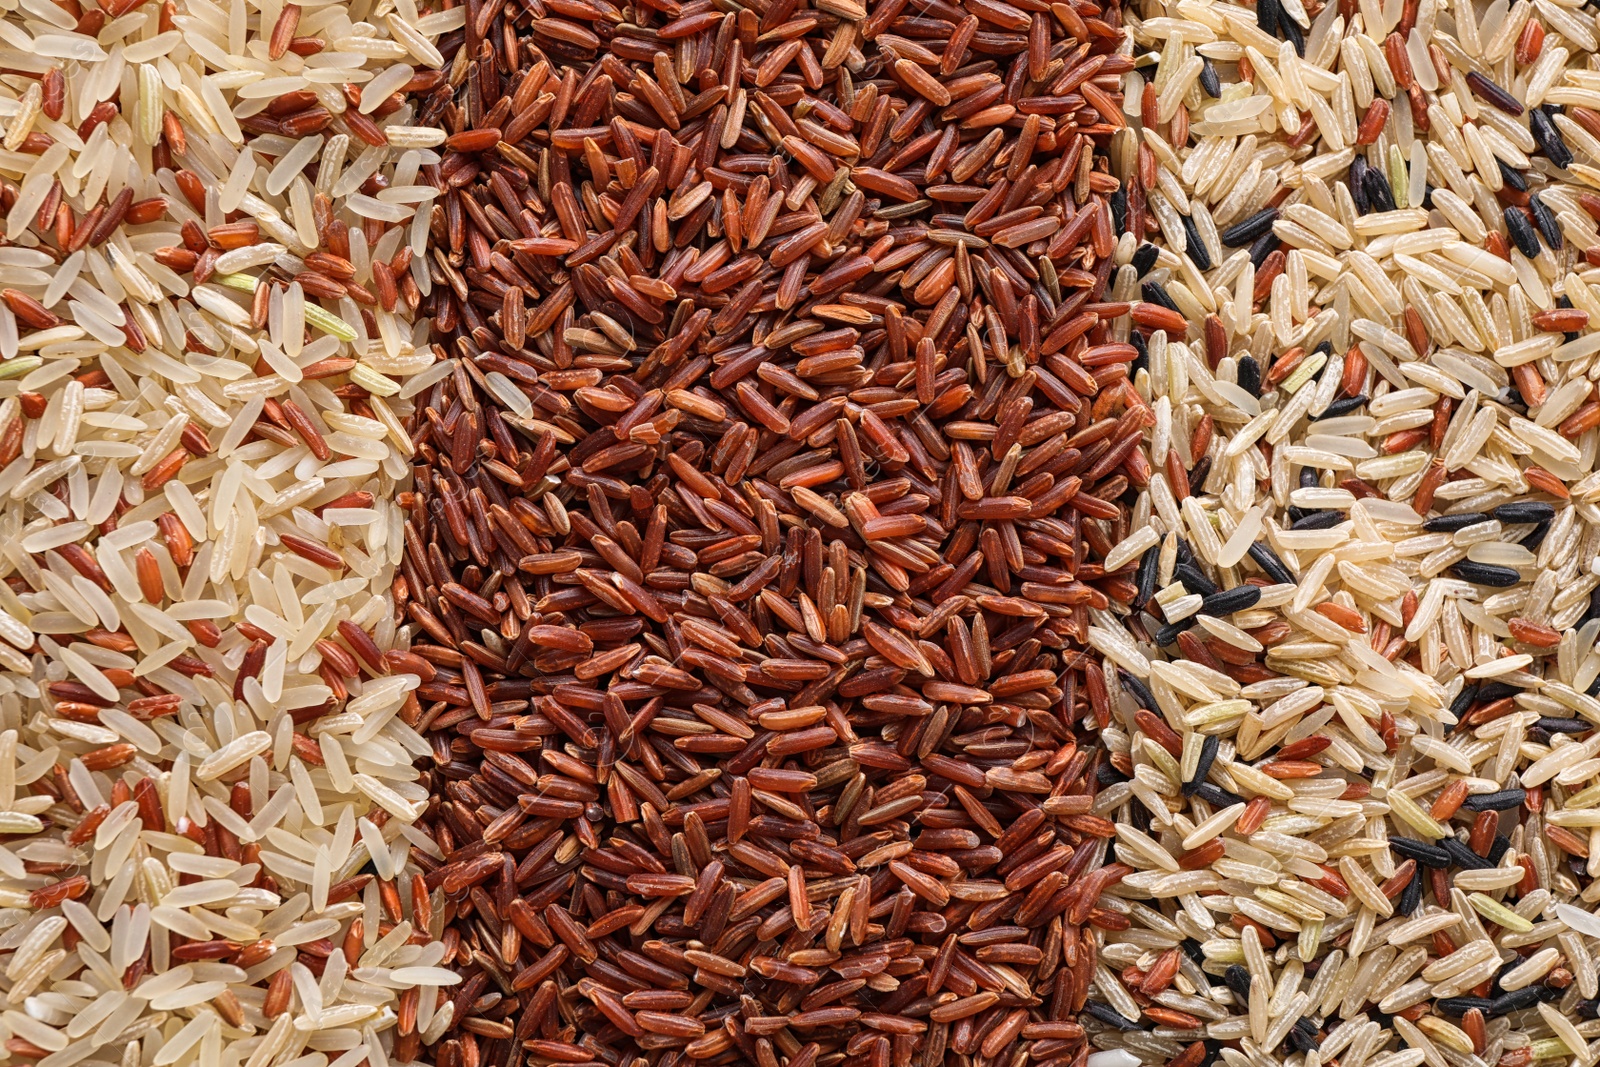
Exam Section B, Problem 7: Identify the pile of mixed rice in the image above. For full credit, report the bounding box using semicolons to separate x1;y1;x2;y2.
17;0;1600;1061
1090;0;1600;1063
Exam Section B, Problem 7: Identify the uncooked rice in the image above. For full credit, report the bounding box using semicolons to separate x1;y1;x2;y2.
1090;0;1600;1063
398;0;1144;1059
0;0;454;1064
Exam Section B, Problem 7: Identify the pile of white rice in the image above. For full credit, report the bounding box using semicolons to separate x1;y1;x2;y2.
0;0;464;1063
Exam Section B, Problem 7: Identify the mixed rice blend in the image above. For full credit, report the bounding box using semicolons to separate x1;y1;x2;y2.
1090;0;1600;1064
